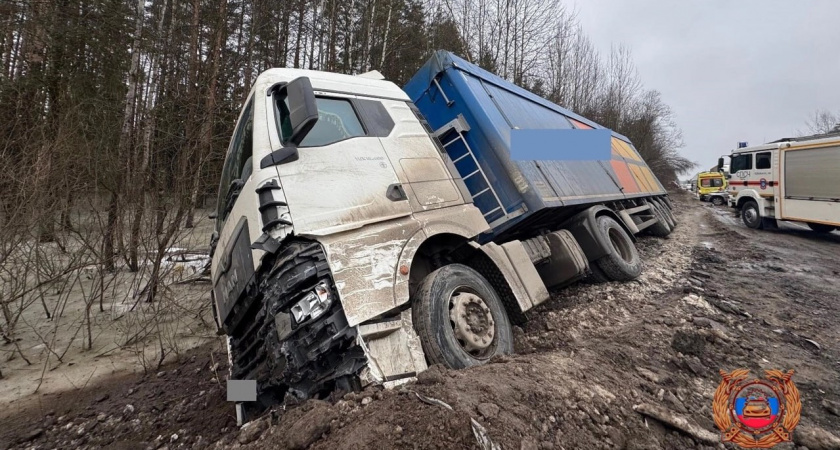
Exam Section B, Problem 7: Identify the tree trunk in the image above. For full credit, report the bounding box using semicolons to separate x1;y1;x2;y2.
378;1;392;69
107;0;145;271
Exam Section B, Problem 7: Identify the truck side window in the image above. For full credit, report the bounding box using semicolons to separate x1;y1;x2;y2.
216;99;254;227
756;152;771;169
730;154;753;172
275;95;365;147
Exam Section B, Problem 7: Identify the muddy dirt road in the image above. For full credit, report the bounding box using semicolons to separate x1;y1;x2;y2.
3;193;840;450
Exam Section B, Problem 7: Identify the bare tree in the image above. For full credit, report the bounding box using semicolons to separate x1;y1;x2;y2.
801;109;840;135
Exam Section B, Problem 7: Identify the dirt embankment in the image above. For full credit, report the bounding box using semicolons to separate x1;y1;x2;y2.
3;194;840;450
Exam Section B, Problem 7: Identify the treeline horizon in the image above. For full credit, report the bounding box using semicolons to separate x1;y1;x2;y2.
0;0;692;258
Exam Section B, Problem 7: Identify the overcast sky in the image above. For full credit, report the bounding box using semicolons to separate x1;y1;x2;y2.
574;0;840;173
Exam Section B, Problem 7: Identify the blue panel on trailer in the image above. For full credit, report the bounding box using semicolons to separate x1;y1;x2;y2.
510;129;612;161
404;50;666;239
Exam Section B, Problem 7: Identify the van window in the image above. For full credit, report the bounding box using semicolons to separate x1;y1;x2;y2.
756;152;772;169
701;179;711;187
217;98;254;227
275;95;365;147
711;178;723;187
730;153;753;172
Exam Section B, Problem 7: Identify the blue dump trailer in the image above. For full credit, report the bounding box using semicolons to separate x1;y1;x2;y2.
405;51;669;243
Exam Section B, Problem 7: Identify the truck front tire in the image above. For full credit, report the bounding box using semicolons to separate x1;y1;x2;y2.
412;264;513;369
593;215;642;281
741;200;762;229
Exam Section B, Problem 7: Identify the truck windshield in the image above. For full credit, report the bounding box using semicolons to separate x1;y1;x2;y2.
274;94;365;147
730;153;753;172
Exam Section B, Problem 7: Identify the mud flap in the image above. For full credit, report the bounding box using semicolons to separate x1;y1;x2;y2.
476;241;549;314
533;230;588;289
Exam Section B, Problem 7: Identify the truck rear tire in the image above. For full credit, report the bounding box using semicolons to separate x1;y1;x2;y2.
586;263;610;283
741;200;763;229
412;264;513;369
807;223;836;233
593;215;642;281
646;201;672;237
656;198;677;229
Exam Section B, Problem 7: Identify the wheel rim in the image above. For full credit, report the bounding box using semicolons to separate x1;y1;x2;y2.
744;207;758;225
448;288;497;359
608;227;633;262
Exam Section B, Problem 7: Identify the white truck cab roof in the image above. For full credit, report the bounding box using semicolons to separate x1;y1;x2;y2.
253;67;410;101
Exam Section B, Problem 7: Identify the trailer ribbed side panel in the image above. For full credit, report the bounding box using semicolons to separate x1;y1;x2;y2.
404;51;666;238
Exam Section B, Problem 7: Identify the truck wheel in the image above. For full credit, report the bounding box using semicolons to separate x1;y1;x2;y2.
741;200;762;229
657;199;677;228
586;263;610;283
646;202;672;237
593;215;642;281
711;196;725;206
657;198;678;228
663;202;679;230
412;264;513;369
807;223;836;233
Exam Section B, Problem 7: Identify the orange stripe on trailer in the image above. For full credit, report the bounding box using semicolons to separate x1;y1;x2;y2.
569;118;593;129
640;166;661;192
611;137;634;160
618;140;642;162
610;139;623;159
629;164;654;193
610;160;640;193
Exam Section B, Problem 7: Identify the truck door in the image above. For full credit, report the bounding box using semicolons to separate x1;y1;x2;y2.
753;151;776;199
729;152;753;198
271;93;412;235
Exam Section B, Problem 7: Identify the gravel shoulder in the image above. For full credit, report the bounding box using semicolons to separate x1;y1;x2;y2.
3;193;839;450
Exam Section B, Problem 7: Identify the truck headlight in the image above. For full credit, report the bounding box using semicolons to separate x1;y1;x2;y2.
290;281;332;323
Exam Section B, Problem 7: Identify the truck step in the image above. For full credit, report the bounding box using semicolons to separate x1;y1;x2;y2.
463;169;480;179
483;206;502;217
472;187;491;198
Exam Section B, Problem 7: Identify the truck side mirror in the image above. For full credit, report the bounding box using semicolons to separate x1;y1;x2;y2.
285;77;319;146
717;157;724;173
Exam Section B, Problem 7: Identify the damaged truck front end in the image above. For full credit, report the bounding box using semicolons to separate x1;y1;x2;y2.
211;69;499;421
223;240;366;406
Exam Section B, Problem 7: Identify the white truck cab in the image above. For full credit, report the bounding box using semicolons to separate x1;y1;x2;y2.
211;69;531;420
723;134;840;232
